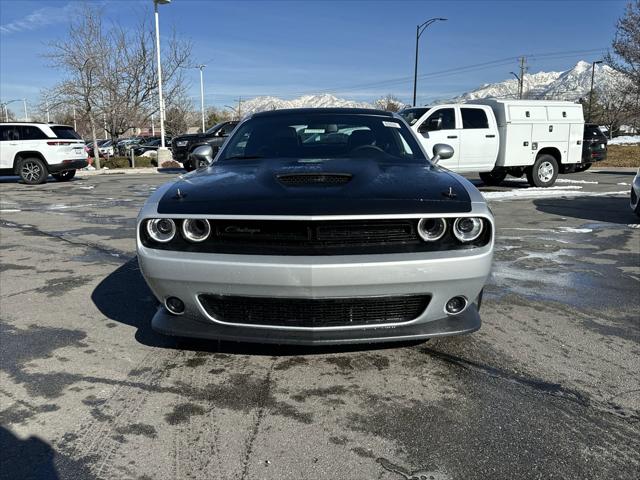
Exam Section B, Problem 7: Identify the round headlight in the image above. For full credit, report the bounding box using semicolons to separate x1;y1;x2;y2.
182;218;211;242
417;218;447;242
146;218;176;243
453;217;484;242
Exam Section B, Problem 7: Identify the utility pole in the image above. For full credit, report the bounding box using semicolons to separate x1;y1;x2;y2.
518;56;527;100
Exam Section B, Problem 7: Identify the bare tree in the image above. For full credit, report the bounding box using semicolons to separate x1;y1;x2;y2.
44;4;193;165
204;106;234;129
45;5;105;168
605;0;640;129
374;94;405;112
164;93;198;135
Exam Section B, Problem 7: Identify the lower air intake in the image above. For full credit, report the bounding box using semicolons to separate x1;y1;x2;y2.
199;294;430;328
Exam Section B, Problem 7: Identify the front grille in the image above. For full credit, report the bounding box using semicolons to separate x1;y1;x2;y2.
199;294;430;328
277;173;352;186
140;218;493;255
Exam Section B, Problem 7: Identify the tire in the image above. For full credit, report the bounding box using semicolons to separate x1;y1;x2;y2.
526;154;558;187
18;157;48;185
52;170;76;182
479;168;507;186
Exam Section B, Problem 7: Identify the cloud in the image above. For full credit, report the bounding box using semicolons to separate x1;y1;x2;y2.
0;2;77;35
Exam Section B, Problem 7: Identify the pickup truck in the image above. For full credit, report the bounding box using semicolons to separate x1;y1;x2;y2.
400;99;586;187
171;121;238;171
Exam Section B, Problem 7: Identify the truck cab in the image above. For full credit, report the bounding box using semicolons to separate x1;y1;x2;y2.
399;104;499;173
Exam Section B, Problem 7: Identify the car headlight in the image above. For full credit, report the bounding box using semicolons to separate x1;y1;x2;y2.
182;218;211;242
176;140;188;147
453;217;484;242
417;218;447;241
146;218;176;243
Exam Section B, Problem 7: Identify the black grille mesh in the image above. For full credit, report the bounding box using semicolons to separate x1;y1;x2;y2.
277;173;352;186
199;294;430;328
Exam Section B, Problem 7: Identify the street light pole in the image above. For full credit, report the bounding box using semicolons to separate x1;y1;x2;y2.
588;60;603;123
153;0;171;162
509;72;521;99
412;17;447;107
197;64;206;132
73;106;77;131
23;99;28;121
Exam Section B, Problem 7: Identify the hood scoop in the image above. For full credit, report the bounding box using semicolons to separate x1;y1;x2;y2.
276;173;352;187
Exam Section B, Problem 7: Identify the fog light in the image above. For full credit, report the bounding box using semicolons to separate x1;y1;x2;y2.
165;296;185;315
445;296;467;314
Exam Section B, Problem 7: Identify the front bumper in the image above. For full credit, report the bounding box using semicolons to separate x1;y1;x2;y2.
137;244;493;345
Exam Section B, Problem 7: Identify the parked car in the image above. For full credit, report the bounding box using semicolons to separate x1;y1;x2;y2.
132;137;172;157
0;122;88;184
631;168;640;217
400;99;586;187
116;137;145;156
86;139;114;158
172;121;238;171
137;108;494;345
577;123;608;171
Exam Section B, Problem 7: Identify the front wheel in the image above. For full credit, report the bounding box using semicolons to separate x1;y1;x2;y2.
479;168;507;186
52;170;76;182
526;154;558;187
18;157;48;185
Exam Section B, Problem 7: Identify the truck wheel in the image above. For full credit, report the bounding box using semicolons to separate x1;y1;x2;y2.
479;169;507;186
18;157;48;185
52;170;76;182
526;154;558;187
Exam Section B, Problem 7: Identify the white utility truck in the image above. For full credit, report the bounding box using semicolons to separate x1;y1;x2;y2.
400;99;585;187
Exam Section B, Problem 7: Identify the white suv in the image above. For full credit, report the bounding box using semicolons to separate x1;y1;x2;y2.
0;123;88;184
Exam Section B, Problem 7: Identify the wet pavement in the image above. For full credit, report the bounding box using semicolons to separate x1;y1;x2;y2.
1;168;639;479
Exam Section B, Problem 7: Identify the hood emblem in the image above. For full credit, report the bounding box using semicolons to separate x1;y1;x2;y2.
442;186;457;199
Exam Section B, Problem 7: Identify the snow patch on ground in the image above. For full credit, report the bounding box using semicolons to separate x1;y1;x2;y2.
556;178;598;184
483;187;629;200
617;182;629;186
608;135;640;145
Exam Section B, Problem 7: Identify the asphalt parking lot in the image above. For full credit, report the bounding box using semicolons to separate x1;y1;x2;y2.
1;168;639;480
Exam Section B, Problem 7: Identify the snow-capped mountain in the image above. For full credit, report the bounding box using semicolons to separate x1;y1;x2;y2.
240;94;373;116
450;61;624;103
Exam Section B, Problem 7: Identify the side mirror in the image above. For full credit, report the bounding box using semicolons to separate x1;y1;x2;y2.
190;144;214;168
431;143;454;164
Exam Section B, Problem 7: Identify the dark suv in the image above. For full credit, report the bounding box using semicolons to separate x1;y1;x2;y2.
581;123;608;169
171;121;238;171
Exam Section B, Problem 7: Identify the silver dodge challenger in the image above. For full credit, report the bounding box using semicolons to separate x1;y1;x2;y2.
137;108;494;345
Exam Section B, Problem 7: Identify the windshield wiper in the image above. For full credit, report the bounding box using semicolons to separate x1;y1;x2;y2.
224;154;264;160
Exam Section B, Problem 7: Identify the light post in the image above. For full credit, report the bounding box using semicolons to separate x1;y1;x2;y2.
509;72;521;99
412;17;447;106
153;0;171;162
196;64;206;132
73;106;77;131
588;60;603;122
23;99;28;121
2;99;21;121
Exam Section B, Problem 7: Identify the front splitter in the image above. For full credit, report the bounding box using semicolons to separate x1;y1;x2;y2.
151;305;481;346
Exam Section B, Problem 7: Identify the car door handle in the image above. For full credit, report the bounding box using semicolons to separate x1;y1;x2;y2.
447;135;458;139
485;134;496;138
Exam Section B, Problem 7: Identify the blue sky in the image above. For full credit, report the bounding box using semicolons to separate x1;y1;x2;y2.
0;0;629;114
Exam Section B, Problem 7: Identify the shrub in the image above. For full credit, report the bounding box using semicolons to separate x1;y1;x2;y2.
100;156;157;169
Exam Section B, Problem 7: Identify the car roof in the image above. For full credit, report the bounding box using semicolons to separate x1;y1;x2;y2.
0;122;73;128
251;107;394;118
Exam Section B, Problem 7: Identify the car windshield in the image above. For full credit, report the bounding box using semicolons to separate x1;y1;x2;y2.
399;107;432;125
219;113;426;162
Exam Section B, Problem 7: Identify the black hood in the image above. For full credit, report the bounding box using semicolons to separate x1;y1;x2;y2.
157;157;472;216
